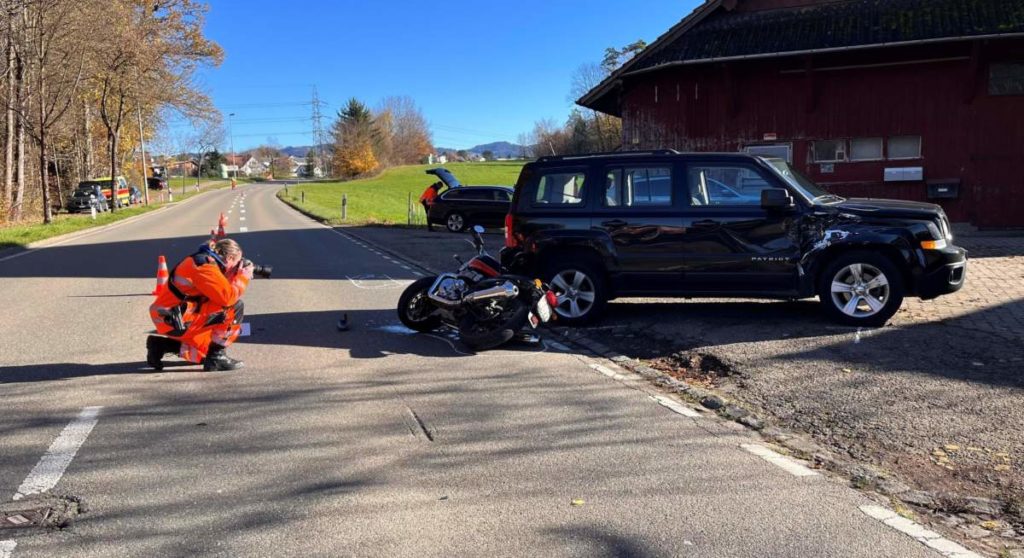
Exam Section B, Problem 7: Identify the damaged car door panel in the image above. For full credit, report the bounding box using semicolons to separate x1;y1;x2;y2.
501;151;967;327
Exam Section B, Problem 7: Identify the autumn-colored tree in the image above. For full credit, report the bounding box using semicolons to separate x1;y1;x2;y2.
330;98;379;178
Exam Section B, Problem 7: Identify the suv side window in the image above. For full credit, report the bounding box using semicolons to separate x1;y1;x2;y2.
687;165;774;206
494;189;511;202
605;166;672;207
459;189;491;200
533;170;586;206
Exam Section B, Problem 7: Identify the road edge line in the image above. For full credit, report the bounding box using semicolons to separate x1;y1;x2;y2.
859;505;983;558
741;443;819;477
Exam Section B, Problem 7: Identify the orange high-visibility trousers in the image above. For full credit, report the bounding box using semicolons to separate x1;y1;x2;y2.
149;300;244;363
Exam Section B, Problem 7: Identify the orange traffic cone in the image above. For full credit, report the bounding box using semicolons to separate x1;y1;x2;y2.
152;255;169;296
211;212;227;239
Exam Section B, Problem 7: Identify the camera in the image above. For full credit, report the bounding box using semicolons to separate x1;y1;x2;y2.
242;259;273;279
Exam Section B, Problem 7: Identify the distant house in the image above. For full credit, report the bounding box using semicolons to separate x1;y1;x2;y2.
578;0;1024;228
288;156;323;178
167;159;198;177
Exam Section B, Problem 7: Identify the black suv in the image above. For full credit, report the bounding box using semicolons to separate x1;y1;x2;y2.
501;150;967;327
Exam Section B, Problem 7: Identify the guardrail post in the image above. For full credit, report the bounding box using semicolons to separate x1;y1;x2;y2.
342;194;347;220
407;192;413;225
301;191;305;204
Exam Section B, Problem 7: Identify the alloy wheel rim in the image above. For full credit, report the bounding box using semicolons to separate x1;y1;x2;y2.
551;269;596;318
448;214;463;231
830;263;890;318
406;292;432;322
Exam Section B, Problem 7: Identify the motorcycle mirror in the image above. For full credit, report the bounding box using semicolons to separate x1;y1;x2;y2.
472;225;484;234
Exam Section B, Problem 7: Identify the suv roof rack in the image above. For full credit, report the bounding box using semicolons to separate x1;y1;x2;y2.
536;149;679;163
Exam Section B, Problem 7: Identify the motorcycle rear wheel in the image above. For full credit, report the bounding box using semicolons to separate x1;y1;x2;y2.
457;298;530;351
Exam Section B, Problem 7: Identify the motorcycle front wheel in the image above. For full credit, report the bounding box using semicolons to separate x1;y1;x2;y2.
457;298;530;351
397;276;443;332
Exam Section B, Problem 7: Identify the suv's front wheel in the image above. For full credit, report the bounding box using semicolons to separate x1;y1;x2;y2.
544;257;608;326
818;251;905;327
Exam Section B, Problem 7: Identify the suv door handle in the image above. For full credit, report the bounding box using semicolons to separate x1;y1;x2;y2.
601;219;627;228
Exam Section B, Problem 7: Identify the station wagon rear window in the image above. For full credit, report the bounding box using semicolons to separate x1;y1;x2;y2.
533;171;586;206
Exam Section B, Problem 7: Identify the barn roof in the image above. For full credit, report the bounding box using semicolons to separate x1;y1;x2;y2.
579;0;1024;116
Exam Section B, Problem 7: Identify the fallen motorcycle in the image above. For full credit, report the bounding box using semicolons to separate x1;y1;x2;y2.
397;225;557;350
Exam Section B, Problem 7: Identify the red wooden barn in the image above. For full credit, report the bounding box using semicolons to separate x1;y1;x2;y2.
578;0;1024;228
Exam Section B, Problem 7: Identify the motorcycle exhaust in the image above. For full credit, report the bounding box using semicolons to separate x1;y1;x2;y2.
462;282;519;303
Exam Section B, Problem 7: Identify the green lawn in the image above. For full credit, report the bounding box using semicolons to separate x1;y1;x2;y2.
0;178;237;251
277;161;524;226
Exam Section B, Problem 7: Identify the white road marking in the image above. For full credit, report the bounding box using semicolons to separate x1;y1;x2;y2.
589;363;633;381
346;275;409;290
240;209;245;214
740;444;819;478
543;340;571;352
0;540;15;558
859;505;982;558
239;217;245;221
14;406;102;500
239;227;248;232
650;395;702;418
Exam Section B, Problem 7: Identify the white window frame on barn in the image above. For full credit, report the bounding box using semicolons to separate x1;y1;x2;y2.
811;140;847;163
888;136;922;160
849;138;884;161
744;143;793;163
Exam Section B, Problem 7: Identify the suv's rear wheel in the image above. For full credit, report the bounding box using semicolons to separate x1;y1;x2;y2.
446;212;466;233
544;257;608;326
818;251;904;327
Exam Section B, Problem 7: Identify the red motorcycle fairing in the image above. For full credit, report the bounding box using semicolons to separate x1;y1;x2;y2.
468;255;501;278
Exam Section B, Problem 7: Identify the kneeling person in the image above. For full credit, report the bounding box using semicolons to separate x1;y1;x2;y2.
147;239;253;371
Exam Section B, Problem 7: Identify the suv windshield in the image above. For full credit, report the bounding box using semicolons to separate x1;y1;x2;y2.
763;159;842;203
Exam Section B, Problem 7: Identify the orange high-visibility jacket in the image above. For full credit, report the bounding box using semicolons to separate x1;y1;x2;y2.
156;252;249;310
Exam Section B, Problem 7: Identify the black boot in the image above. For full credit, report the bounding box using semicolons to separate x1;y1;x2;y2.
203;343;244;371
146;336;181;371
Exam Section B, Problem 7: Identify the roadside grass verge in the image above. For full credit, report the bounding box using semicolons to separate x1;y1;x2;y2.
0;178;238;251
276;161;524;226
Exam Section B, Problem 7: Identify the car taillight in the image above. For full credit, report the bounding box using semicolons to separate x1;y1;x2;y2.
504;213;519;249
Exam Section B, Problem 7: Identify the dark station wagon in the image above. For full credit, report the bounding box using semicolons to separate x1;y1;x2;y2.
501;150;967;327
427;185;514;233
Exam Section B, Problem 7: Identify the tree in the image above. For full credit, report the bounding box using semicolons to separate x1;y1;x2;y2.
376;96;433;166
601;40;647;74
200;149;224;178
330;98;378;178
304;148;316;176
189;117;225;183
93;0;222;212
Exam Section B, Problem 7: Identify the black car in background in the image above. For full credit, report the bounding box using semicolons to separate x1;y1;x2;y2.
501;150;967;327
147;176;168;190
65;188;107;213
426;184;514;233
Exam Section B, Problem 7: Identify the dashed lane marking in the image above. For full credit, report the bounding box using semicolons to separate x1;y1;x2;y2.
14;406;102;500
740;444;819;478
239;217;245;221
860;505;983;558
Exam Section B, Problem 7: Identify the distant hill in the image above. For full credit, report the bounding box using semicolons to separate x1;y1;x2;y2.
435;141;527;159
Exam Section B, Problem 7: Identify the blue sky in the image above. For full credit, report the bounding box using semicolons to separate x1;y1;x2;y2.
179;0;698;151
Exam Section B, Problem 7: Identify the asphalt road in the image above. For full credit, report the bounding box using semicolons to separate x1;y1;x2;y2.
0;184;955;557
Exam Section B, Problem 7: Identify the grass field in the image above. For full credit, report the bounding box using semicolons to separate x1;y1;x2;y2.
0;178;236;251
277;162;524;226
